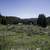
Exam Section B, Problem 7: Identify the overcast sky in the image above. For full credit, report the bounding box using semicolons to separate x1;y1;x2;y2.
0;0;50;18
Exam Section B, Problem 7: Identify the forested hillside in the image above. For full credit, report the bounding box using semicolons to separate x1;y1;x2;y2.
0;14;50;25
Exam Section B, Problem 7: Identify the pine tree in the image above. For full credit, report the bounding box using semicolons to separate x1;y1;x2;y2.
37;14;47;27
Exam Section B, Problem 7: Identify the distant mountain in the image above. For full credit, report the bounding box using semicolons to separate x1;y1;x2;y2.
6;16;21;24
0;15;38;25
21;18;37;25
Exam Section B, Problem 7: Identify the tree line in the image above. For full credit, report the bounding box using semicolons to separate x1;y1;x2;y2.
0;14;49;27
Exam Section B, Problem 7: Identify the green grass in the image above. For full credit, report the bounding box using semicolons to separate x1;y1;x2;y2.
0;24;50;50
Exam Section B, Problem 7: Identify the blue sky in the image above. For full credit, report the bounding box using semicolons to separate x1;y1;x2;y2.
0;0;50;18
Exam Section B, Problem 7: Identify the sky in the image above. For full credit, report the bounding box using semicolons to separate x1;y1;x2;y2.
0;0;50;18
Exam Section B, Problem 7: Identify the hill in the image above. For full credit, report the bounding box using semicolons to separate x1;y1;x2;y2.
0;15;50;25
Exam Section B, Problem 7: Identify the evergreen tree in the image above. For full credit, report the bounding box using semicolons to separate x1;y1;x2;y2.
37;14;47;27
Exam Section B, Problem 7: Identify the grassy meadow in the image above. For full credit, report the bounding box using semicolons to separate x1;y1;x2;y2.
0;24;50;50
